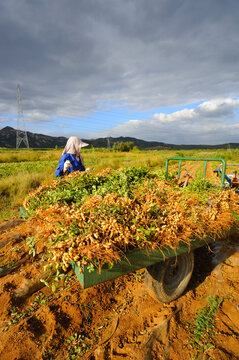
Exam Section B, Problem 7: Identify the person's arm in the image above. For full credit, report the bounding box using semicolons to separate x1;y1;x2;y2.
68;154;85;173
55;154;73;177
63;160;73;174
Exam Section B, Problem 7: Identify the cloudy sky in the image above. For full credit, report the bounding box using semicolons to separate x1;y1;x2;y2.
0;0;239;145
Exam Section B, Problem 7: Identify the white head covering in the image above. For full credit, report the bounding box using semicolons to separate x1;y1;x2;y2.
62;136;89;162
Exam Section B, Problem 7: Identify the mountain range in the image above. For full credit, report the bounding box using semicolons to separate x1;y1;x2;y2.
0;126;239;150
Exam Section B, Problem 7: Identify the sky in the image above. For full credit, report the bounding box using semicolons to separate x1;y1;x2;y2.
0;0;239;145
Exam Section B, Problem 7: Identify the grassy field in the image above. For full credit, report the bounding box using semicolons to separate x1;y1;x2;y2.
0;147;239;219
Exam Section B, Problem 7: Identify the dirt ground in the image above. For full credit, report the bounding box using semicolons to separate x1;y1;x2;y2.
0;218;238;360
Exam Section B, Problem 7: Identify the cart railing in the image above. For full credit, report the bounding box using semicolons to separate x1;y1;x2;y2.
165;157;226;187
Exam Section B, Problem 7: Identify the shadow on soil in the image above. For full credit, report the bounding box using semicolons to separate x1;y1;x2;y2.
187;236;239;294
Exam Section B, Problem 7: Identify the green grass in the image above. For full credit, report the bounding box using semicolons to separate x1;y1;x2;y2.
189;296;223;359
0;160;58;178
184;177;216;193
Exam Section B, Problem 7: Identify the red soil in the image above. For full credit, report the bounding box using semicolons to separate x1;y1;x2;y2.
0;218;238;360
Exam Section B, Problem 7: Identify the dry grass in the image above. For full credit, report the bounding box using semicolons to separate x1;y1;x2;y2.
0;170;54;218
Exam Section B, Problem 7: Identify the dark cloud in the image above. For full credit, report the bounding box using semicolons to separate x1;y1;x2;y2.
0;0;239;143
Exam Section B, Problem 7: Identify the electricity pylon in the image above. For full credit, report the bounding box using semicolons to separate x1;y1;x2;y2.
16;84;29;149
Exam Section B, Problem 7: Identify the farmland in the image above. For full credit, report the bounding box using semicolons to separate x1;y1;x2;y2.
0;147;239;359
1;147;239;219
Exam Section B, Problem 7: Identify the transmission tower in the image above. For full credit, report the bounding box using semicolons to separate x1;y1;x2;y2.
16;84;29;149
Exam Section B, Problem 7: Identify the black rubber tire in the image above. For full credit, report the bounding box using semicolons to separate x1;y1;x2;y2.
145;251;194;303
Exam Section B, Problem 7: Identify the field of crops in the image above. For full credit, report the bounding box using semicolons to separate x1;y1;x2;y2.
1;147;239;219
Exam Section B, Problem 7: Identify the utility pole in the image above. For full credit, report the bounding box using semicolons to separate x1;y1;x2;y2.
16;84;29;149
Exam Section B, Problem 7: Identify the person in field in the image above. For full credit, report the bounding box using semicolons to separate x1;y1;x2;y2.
55;136;88;177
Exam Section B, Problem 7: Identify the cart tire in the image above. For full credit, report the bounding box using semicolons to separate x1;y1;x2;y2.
145;251;194;303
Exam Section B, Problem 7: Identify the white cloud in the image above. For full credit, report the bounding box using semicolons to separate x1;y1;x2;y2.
94;98;239;144
152;109;195;123
196;98;239;118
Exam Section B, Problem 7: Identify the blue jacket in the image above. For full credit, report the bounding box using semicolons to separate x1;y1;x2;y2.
55;153;85;178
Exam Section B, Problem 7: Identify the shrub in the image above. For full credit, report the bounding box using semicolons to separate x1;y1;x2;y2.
113;141;134;152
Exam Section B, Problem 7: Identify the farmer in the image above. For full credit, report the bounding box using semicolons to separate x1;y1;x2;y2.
55;136;89;177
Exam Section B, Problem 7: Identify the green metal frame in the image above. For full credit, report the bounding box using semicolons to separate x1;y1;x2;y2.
165;157;226;187
72;237;210;289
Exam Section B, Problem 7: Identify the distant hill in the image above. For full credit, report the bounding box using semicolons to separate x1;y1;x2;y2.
0;126;239;150
0;126;68;149
0;127;170;149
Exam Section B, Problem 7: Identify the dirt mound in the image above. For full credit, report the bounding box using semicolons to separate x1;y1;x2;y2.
0;218;239;360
